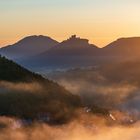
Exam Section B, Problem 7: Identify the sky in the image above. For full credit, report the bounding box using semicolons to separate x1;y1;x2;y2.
0;0;140;47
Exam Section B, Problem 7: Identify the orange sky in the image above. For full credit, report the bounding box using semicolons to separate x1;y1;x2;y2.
0;0;140;47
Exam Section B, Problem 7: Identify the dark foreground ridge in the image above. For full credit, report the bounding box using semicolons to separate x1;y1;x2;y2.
0;55;81;124
0;55;44;82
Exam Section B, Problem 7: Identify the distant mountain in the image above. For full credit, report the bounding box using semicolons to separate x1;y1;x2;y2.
0;35;59;59
102;37;140;57
1;35;140;72
41;35;99;56
20;35;100;70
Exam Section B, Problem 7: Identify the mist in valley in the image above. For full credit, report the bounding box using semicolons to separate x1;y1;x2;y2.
0;62;140;140
0;79;139;140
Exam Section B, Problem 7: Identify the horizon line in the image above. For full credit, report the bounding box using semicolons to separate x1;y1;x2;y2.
1;34;140;48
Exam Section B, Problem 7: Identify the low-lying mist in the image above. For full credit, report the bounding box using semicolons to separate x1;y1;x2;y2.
47;62;140;122
0;80;81;124
1;61;140;139
0;80;139;140
56;80;140;119
0;116;139;140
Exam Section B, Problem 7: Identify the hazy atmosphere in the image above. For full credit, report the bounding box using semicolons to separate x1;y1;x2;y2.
0;0;140;140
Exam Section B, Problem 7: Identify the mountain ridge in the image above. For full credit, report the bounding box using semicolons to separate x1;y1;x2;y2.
1;35;140;71
0;35;59;59
17;35;100;70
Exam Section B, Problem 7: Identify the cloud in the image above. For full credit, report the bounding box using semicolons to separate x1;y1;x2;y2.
0;79;139;139
58;79;135;104
0;81;43;93
0;116;139;140
49;73;140;119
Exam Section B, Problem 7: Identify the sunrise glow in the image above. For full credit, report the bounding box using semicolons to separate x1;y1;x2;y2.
0;0;140;47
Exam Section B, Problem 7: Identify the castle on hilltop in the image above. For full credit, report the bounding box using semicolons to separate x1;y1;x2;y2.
68;35;89;44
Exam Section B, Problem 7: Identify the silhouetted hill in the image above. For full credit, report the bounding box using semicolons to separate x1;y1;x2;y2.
20;35;100;70
2;36;140;72
0;35;59;59
41;35;99;56
18;36;140;71
87;37;140;64
102;37;140;58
